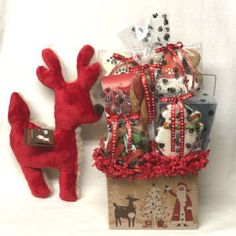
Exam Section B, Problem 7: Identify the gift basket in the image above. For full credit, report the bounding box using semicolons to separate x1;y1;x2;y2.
93;13;217;229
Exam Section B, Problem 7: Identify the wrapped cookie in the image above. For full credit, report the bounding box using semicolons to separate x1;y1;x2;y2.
155;42;202;96
155;93;204;157
100;114;150;168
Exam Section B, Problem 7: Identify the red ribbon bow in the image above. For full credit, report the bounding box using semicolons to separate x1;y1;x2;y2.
155;42;195;90
156;42;183;54
160;93;194;157
107;113;140;158
112;53;135;63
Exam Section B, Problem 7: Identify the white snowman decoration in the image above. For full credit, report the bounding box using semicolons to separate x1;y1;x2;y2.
155;104;204;157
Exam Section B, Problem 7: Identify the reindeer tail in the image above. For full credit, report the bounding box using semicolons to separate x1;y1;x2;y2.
8;92;30;127
113;203;117;207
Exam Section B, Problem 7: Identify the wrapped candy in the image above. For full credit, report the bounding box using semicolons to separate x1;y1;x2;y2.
100;114;149;168
101;88;131;115
101;66;143;116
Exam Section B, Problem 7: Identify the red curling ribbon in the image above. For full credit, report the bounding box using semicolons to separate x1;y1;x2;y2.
93;147;210;179
129;63;162;123
107;113;139;158
160;93;194;157
155;42;196;90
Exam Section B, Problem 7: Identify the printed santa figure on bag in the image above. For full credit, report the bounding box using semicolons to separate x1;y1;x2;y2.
165;183;193;227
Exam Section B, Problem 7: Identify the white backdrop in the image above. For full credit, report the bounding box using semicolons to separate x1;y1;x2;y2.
0;0;236;235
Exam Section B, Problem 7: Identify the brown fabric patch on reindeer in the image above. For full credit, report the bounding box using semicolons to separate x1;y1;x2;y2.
24;128;54;147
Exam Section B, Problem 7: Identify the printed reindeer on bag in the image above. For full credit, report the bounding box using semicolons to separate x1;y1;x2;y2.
113;195;139;227
8;45;103;201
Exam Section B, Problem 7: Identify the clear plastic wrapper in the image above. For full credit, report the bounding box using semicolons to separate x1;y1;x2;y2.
100;116;150;168
93;13;213;179
100;63;152;162
98;50;132;76
97;12;171;74
119;13;171;64
154;43;203;96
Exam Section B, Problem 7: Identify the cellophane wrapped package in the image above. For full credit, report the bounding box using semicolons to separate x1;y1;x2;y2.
93;13;216;179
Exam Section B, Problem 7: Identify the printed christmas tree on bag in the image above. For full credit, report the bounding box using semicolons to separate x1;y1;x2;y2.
141;183;168;228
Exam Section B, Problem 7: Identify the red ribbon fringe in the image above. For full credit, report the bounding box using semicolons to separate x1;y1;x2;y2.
92;146;210;179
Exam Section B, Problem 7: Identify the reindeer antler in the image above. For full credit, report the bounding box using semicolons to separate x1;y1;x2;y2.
36;49;66;90
37;46;100;91
76;45;100;90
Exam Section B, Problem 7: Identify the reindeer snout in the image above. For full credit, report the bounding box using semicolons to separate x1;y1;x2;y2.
94;104;104;115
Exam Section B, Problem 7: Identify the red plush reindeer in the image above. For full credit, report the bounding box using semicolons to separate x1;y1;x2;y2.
8;45;103;201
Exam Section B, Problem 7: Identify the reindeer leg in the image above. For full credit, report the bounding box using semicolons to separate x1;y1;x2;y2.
21;166;51;198
59;169;77;201
132;217;135;227
115;216;118;227
118;217;121;226
128;218;131;227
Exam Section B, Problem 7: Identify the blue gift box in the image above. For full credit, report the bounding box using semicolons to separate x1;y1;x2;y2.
185;92;217;150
